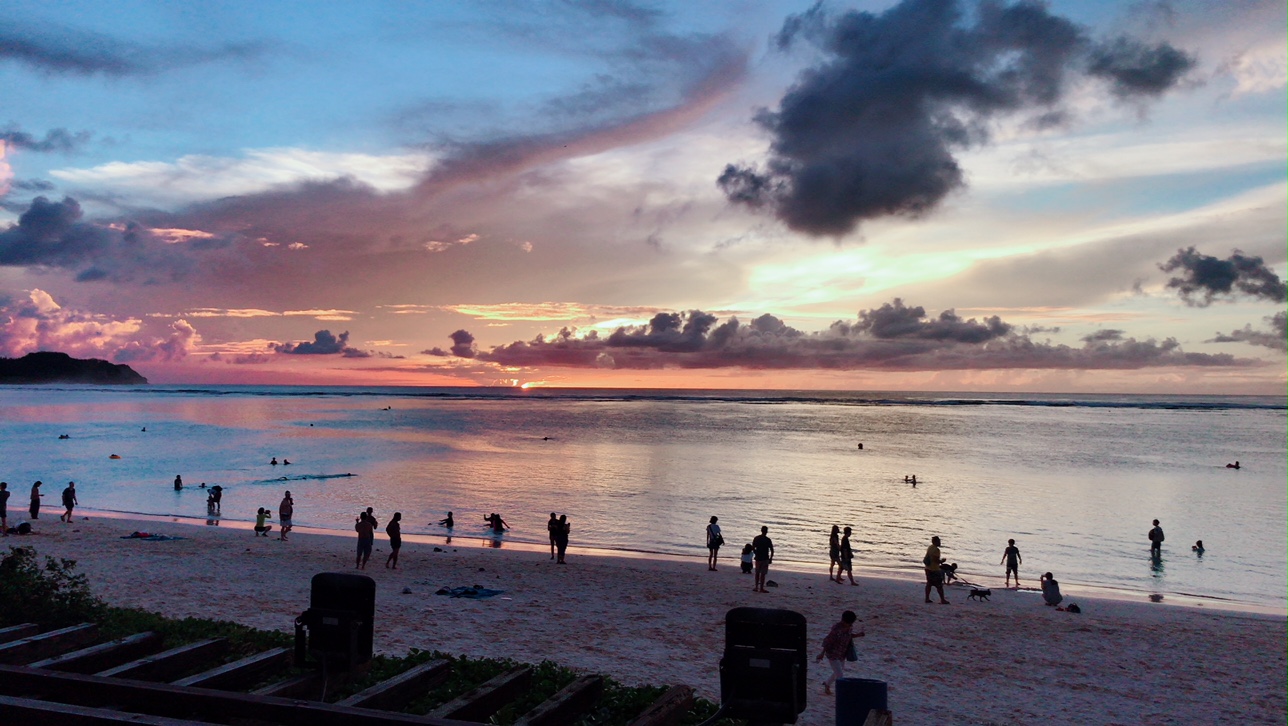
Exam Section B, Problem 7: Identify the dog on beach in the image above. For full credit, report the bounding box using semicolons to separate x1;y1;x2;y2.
968;588;991;602
940;562;959;584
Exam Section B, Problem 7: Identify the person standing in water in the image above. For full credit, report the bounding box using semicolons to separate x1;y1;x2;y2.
1001;538;1022;587
439;511;454;528
59;482;77;523
173;475;183;491
706;516;723;571
1148;519;1165;556
385;512;402;569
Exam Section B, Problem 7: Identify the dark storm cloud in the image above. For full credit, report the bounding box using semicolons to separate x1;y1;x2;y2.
0;26;267;76
1;127;92;153
1160;247;1287;306
1082;329;1125;343
424;329;476;358
0;195;234;282
719;0;1197;236
1209;312;1288;352
273;330;366;356
10;179;57;192
452;299;1248;372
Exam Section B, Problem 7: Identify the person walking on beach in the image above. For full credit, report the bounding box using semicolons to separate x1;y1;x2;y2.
924;535;949;604
828;525;841;581
254;507;272;536
385;512;402;569
29;481;42;520
706;516;723;571
837;526;857;585
0;482;9;536
752;526;774;593
1148;519;1164;556
547;512;559;559
59;482;77;523
278;491;294;541
554;514;570;564
355;511;375;568
1001;538;1022;587
816;609;864;695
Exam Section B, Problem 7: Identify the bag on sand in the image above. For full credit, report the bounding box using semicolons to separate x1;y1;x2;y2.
845;641;858;662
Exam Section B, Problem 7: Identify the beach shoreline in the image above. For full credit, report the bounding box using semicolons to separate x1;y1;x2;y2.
6;511;1285;725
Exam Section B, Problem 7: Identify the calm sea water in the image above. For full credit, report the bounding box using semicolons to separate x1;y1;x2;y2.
0;386;1283;609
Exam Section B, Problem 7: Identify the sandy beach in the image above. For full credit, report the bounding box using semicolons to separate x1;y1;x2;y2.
9;513;1285;725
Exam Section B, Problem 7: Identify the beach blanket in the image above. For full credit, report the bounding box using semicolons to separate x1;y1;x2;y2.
121;531;185;542
435;585;504;599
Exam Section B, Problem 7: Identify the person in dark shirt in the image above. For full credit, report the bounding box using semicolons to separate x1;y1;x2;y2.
0;481;10;535
355;512;375;569
752;526;774;594
59;482;77;523
385;512;402;569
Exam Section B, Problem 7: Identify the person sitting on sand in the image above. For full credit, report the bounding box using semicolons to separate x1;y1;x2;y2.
1041;572;1063;606
254;507;273;537
173;475;183;491
439;511;454;529
0;482;10;536
354;511;374;568
816;609;864;695
1001;538;1022;587
385;512;402;569
59;481;77;523
740;543;754;574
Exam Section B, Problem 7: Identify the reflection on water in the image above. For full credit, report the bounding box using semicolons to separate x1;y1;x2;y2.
0;386;1283;608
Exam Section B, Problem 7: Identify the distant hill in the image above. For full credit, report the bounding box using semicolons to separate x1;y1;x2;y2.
0;352;148;385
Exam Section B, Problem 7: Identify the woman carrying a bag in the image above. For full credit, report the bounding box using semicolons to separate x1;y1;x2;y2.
816;609;864;695
706;516;723;571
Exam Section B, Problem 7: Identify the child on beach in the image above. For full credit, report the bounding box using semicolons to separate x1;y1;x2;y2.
439;512;454;529
816;610;864;695
1001;539;1022;587
740;543;754;574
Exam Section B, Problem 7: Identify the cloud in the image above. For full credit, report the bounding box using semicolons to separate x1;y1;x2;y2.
0;25;266;76
1210;311;1287;351
1;127;92;154
112;319;200;363
1160;247;1287;306
451;300;1252;372
273;329;362;356
719;0;1196;236
0;288;142;358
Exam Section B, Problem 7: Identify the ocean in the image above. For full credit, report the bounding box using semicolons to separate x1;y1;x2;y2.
1;385;1283;610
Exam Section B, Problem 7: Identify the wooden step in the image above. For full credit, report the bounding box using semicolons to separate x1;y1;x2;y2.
515;674;604;726
0;623;98;665
335;658;451;710
28;631;163;673
171;647;291;690
0;694;211;725
425;666;532;722
0;623;40;644
252;671;326;699
627;684;695;726
97;638;229;681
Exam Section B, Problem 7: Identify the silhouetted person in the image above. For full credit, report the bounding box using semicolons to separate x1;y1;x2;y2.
174;475;183;491
828;525;841;581
706;516;723;570
837;526;857;585
0;482;9;536
270;457;278;466
752;526;774;593
548;512;559;560
924;535;949;604
1226;461;1241;469
816;609;864;695
278;491;293;541
385;512;402;569
59;482;77;523
1192;540;1204;556
1001;538;1022;587
554;514;570;564
485;512;507;534
1148;519;1164;556
1041;572;1063;606
355;511;374;568
29;481;42;520
439;511;454;528
207;485;223;513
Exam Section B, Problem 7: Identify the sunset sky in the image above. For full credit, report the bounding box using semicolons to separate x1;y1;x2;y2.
1;0;1284;392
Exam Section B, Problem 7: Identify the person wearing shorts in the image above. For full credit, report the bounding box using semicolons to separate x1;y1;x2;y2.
706;516;723;571
59;482;77;523
278;491;294;541
924;535;949;604
1001;538;1022;587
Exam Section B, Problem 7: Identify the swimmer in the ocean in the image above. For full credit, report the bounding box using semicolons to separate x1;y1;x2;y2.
1192;540;1205;554
283;459;291;465
1226;461;1241;469
270;457;278;466
439;511;454;528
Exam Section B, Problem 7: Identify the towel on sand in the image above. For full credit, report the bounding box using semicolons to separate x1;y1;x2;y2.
121;531;185;541
435;585;504;599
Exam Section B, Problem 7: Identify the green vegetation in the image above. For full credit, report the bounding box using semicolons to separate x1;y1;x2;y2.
1;546;735;724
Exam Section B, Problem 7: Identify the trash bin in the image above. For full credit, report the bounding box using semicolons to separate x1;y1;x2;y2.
298;572;375;667
835;677;886;725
